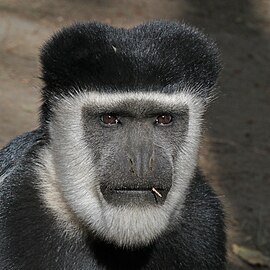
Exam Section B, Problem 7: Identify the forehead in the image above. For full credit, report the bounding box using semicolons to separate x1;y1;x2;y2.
55;91;204;116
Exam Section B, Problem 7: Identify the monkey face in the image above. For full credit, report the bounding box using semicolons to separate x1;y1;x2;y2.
82;99;189;207
43;91;204;248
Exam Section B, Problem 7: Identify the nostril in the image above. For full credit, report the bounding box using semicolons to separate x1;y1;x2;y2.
129;158;135;174
127;152;154;177
149;157;154;171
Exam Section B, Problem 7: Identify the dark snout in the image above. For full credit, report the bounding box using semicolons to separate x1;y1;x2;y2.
100;130;173;206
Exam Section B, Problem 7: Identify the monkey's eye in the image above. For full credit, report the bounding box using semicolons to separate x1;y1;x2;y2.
155;114;172;126
101;114;119;125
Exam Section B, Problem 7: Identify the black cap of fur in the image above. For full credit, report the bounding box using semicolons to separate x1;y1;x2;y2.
41;21;220;92
40;21;220;122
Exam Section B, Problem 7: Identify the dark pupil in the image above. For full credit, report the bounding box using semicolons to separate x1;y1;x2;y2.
103;114;117;124
157;115;172;125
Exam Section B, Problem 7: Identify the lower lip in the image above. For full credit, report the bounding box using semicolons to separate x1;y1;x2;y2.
114;189;159;192
101;188;167;206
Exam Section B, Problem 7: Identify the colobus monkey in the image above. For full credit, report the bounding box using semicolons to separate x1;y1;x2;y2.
0;21;226;269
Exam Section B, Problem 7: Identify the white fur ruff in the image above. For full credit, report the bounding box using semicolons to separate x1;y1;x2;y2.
37;90;205;247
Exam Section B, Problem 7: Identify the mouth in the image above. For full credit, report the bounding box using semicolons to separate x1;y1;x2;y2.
100;186;169;206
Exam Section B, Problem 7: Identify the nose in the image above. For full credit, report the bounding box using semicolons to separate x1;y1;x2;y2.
126;126;154;178
128;144;154;178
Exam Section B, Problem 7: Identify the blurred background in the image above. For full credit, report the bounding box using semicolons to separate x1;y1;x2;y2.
0;0;269;269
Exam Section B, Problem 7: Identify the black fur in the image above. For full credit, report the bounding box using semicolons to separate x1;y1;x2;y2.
0;21;226;269
40;21;220;123
0;131;226;270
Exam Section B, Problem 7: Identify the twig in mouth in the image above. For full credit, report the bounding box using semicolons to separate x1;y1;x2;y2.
112;45;117;53
152;187;162;198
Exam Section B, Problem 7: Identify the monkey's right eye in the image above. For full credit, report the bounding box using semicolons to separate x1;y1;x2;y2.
101;114;119;126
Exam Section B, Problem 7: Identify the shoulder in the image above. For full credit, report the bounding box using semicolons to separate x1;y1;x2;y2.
0;129;45;177
180;170;227;268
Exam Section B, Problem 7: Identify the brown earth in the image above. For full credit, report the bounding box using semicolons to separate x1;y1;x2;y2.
0;1;269;269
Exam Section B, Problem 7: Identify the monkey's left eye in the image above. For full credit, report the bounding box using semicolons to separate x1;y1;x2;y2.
155;114;173;125
101;114;119;126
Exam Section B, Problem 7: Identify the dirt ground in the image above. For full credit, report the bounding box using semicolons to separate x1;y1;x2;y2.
0;0;269;269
